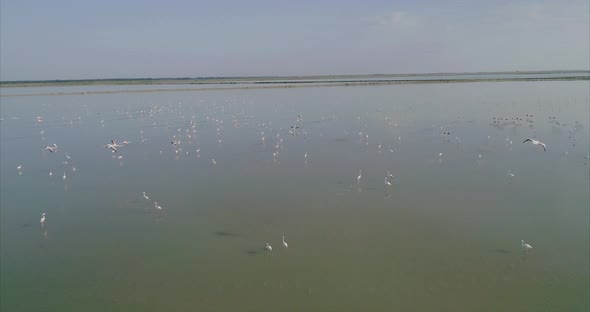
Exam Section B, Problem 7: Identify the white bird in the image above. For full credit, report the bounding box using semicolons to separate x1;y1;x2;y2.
523;138;546;151
121;140;131;145
63;171;66;181
49;171;53;177
142;192;149;200
154;202;162;210
384;177;392;186
265;242;272;251
282;235;288;248
105;140;118;153
17;164;22;170
357;169;362;183
521;240;533;250
40;213;46;227
43;144;58;153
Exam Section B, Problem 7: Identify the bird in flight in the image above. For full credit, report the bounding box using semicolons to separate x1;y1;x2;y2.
522;138;546;151
105;140;118;152
43;144;58;153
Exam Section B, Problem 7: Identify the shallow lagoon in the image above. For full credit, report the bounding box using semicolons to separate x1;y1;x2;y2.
1;81;589;311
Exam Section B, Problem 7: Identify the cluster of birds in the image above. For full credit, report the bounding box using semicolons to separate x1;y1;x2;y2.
17;101;588;258
142;192;163;210
104;139;131;153
265;235;288;252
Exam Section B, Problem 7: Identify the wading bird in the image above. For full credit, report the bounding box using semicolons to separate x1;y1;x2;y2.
521;240;533;250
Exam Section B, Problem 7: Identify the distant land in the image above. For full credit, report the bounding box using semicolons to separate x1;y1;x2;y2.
1;70;589;87
1;70;588;97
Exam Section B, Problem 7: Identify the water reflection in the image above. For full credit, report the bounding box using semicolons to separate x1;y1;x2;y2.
1;81;589;311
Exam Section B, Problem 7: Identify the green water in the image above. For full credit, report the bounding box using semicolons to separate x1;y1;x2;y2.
1;81;589;311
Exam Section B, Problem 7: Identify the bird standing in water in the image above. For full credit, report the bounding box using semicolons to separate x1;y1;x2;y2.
40;213;46;228
521;240;533;250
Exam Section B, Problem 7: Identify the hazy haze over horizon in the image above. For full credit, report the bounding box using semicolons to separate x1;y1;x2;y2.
1;0;588;81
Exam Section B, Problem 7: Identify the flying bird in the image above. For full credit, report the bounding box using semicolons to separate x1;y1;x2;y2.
43;144;58;153
105;140;118;152
522;138;546;151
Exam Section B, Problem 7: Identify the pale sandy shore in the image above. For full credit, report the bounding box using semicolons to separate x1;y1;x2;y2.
1;76;588;97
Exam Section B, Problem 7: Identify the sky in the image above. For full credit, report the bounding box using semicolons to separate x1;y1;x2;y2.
1;0;589;81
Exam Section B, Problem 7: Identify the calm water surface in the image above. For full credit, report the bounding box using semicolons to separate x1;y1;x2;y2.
1;82;589;311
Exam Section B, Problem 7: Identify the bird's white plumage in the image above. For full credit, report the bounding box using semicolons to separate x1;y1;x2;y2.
523;138;546;151
521;240;533;250
44;144;58;153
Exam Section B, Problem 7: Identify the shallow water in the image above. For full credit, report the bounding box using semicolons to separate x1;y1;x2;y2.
1;81;589;311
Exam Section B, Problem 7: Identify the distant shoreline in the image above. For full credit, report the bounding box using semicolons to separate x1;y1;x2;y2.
1;75;588;97
1;70;588;87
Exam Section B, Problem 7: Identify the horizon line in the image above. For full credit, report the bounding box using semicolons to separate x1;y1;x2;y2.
2;69;589;84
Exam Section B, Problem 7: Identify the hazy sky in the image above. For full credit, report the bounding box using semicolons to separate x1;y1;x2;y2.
1;0;588;80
